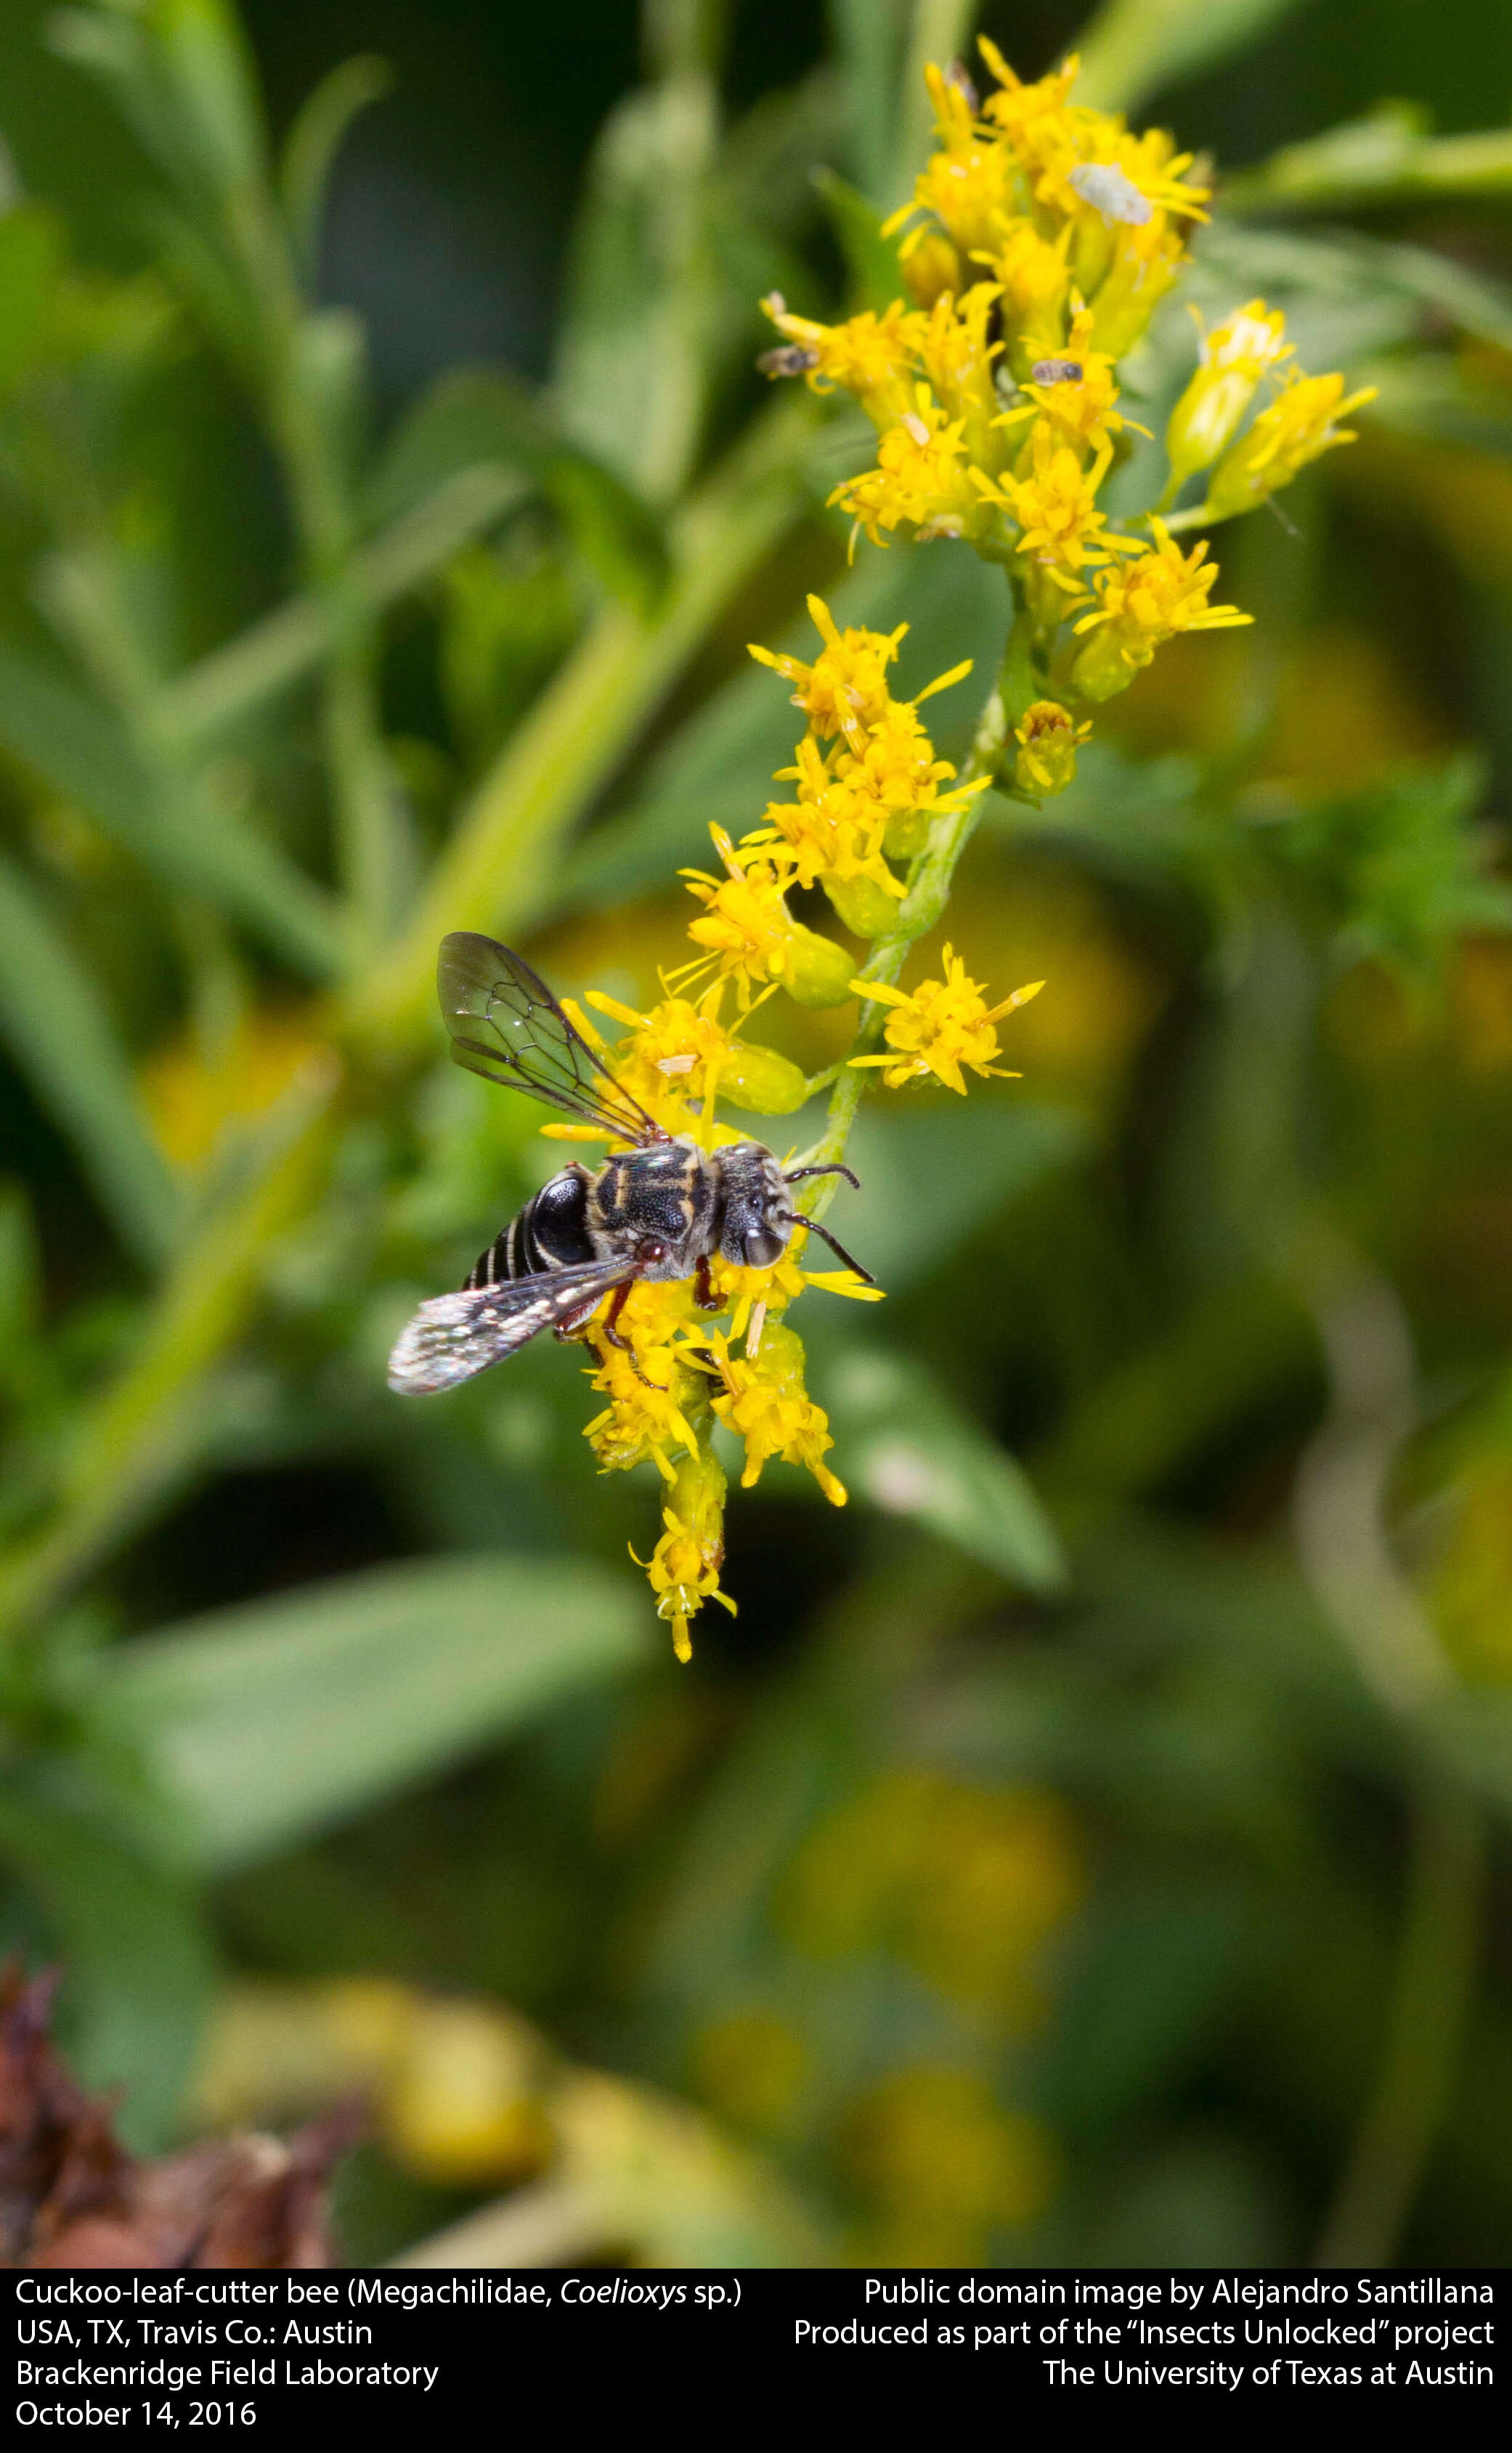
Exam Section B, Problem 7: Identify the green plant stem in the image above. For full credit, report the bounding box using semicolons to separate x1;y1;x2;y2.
801;587;1023;1217
1315;1780;1486;2266
261;339;400;972
351;392;817;1044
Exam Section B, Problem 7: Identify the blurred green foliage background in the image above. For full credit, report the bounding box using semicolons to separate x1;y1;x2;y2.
2;0;1512;2268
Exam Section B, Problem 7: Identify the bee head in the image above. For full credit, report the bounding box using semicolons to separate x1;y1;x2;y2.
715;1143;792;1269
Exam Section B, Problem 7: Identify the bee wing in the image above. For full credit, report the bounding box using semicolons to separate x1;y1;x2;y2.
438;933;664;1144
386;1258;635;1394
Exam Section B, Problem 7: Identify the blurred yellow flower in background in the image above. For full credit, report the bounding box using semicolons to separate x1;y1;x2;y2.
141;1008;322;1170
842;2068;1057;2266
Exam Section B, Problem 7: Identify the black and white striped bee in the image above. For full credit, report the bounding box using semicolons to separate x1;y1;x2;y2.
386;933;871;1396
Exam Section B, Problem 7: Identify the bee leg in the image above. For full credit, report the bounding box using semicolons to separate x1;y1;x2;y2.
600;1277;661;1388
694;1255;720;1312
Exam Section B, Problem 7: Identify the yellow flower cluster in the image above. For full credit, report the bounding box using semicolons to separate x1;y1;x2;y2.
850;946;1043;1094
542;45;1371;1659
744;593;989;937
760;41;1375;765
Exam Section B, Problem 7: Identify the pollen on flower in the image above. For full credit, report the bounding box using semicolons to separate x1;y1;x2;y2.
977;423;1131;606
850;949;1045;1094
576;983;736;1135
707;1323;848;1505
676;829;802;998
580;1282;707;1476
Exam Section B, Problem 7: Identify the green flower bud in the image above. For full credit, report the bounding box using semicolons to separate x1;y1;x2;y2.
784;922;859;1009
717;1043;810;1115
884;806;932;861
1068;624;1143;702
824;872;903;940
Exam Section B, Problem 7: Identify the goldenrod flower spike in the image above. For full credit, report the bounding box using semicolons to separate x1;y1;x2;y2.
596;41;1375;1656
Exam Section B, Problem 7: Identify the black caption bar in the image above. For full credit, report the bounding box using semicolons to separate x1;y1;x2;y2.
4;2268;1500;2420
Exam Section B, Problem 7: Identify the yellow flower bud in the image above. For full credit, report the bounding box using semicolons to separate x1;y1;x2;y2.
1164;300;1291;491
1014;700;1089;798
717;1041;810;1114
901;229;965;309
1206;370;1376;520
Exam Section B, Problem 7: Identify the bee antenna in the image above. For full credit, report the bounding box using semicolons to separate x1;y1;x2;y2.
784;1162;861;1192
777;1211;875;1284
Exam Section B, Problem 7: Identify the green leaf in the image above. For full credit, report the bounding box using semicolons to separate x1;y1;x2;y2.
0;207;66;400
1193;223;1512;362
552;70;718;505
0;647;341;978
1357;356;1512;462
1076;0;1314;115
147;0;268;199
367;369;667;612
1275;753;1512;981
823;1346;1067;1591
0;854;179;1269
837;1100;1086;1290
826;0;910;201
92;1555;651;1871
812;167;909;312
0;1772;214;2148
160;465;531;742
1225;107;1512;217
278;53;392;278
51;0;267;207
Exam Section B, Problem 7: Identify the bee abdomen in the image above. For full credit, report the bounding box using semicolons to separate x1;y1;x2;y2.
464;1166;595;1290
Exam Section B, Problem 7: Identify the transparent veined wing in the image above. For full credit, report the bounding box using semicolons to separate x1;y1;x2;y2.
386;1256;636;1394
437;934;664;1144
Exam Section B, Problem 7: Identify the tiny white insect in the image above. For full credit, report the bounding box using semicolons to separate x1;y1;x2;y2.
1068;162;1153;227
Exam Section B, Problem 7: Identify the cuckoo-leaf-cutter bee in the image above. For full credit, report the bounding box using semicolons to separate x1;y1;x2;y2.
386;933;871;1396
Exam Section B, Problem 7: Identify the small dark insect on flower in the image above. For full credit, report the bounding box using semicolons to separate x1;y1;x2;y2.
386;935;871;1396
758;343;821;378
944;58;979;111
1031;359;1085;386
